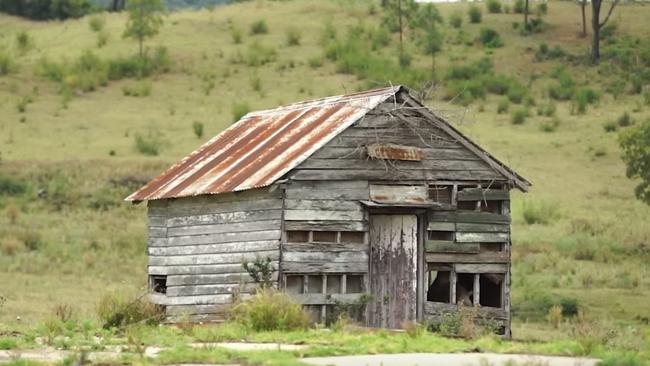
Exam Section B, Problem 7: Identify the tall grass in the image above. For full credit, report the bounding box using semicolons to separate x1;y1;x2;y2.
230;288;309;331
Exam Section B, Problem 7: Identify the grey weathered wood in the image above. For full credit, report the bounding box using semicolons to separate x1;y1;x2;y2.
167;220;281;237
429;211;510;224
424;302;508;321
299;158;491;171
289;293;366;305
427;222;455;231
425;241;480;253
149;250;280;266
455;263;507;273
166;313;226;323
167;283;257;297
457;188;509;201
284;199;362;212
473;274;480;306
150;230;282;247
150;262;280;276
425;252;508;264
149;227;167;238
165;304;230;316
150;198;282;216
149;240;279;256
284;210;364;221
369;184;427;204
456;223;509;233
283;242;367;252
148;215;166;227
167;210;282;228
455;232;509;243
281;261;367;273
282;251;368;263
290;169;502;182
149;293;247;306
284;180;370;200
167;273;258;286
284;220;368;232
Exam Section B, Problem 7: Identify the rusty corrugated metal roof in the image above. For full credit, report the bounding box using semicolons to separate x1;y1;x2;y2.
126;86;402;201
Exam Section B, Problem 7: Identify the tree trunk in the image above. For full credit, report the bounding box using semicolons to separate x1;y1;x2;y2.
524;0;529;26
580;0;587;37
591;0;601;63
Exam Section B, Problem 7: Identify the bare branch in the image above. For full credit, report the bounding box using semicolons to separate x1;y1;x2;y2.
599;0;620;28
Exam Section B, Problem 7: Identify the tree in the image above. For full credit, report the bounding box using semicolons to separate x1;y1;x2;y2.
111;0;126;11
619;120;650;205
590;0;619;63
413;4;443;80
579;0;587;37
381;0;418;68
524;0;529;28
123;0;164;59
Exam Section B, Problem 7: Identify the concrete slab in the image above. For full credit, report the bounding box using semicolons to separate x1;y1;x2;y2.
190;342;307;351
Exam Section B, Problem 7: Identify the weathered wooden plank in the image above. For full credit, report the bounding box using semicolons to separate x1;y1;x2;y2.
425;252;509;264
150;230;282;247
297;159;491;171
283;242;367;252
284;181;369;200
284;210;364;221
166;313;226;323
311;146;480;161
149;240;279;256
456;232;509;243
369;184;427;204
290;169;502;182
325;135;462;149
284;199;362;212
150;293;247;306
168;188;280;208
167;273;260;286
149;227;167;238
424;302;508;321
150;199;283;216
165;304;231;316
281;261;368;273
148;250;280;266
149;262;279;276
455;263;507;273
456;223;509;233
289;293;366;305
284;220;368;232
425;241;480;253
427;222;456;231
429;211;510;224
282;251;368;263
457;188;509;201
148;215;166;227
167;220;282;237
167;283;257;297
166;210;282;228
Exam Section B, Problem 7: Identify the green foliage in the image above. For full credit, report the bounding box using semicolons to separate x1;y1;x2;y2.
548;65;575;101
0;0;93;20
468;5;482;23
534;43;567;61
536;102;556;117
449;11;463;28
88;16;105;33
540;117;560;132
521;200;559;225
15;31;32;55
511;108;528;124
598;353;644;366
96;293;164;329
573;87;600;114
244;42;277;67
123;0;165;57
478;28;503;48
381;0;419;34
230;27;243;44
0;338;18;350
486;0;502;13
497;98;509;114
122;81;152;97
0;51;16;76
619;119;650;204
603;120;618;132
536;2;548;15
232;102;250;122
618;112;633;127
286;27;301;46
192;121;204;139
0;174;27;196
230;288;309;331
250;20;269;35
242;257;275;289
134;130;164;156
513;0;524;14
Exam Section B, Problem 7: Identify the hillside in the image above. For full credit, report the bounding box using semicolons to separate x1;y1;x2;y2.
0;0;649;355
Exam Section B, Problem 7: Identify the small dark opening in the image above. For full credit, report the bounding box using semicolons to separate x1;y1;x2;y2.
479;274;504;308
150;275;167;294
427;270;451;303
481;200;502;213
346;275;363;293
457;201;478;211
312;231;337;243
285;275;304;293
456;273;474;306
480;243;504;252
287;231;309;243
340;231;364;244
429;185;452;204
428;230;454;241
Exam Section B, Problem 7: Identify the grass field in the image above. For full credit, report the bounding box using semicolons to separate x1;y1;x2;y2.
1;0;649;360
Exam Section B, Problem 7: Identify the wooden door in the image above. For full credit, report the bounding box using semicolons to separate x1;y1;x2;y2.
368;214;418;328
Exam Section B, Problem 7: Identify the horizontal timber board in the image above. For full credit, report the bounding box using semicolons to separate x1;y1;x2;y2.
167;188;279;207
427;222;455;231
290;293;366;305
166;210;282;228
284;199;362;212
455;263;507;273
298;159;491;171
148;216;166;227
149;199;282;216
166;313;225;323
150;293;250;306
284;210;364;221
149;240;279;256
150;230;282;247
148;250;279;266
429;211;510;224
282;251;368;263
166;304;230;316
167;273;256;286
149;227;167;238
455;232;509;243
456;223;509;233
149;262;279;276
281;261;368;273
290;169;502;181
310;147;480;161
424;302;507;321
425;252;509;264
166;283;256;297
167;220;282;237
425;241;479;253
457;188;509;201
283;242;367;252
284;220;368;232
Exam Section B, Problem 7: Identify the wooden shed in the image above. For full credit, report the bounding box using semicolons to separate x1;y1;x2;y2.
127;85;530;335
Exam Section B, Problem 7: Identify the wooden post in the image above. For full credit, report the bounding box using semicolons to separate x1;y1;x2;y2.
450;270;457;305
473;274;480;306
321;275;327;323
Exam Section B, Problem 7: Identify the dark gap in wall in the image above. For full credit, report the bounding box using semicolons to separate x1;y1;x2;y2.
312;231;337;243
427;270;450;303
287;231;309;243
480;274;504;308
456;273;474;306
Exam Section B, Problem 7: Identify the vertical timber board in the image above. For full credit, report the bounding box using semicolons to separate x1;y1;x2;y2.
369;215;418;329
502;197;512;338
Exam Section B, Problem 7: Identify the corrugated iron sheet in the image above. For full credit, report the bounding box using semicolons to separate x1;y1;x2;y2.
126;86;401;201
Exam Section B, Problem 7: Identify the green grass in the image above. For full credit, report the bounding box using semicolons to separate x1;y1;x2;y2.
0;1;649;360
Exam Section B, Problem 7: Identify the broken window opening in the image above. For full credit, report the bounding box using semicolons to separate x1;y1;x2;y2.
456;273;475;306
479;273;504;308
285;275;304;294
340;231;365;244
150;275;167;294
307;275;323;293
427;270;451;303
457;200;479;211
346;275;364;293
427;230;454;241
428;185;452;204
286;231;309;243
481;200;502;213
312;231;337;243
480;243;505;252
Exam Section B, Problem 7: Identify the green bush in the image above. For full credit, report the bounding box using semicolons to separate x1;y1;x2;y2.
0;51;16;76
134;131;164;156
511;108;528;124
286;27;301;46
97;293;164;329
497;98;509;114
548;66;576;101
536;2;548;15
521;200;559;225
573;87;600;114
230;27;243;44
245;42;277;67
619;119;650;204
250;20;269;35
478;28;504;48
446;57;493;80
230;288;309;331
15;31;32;54
88;16;105;33
232;102;250;122
0;338;18;350
618;112;633;127
486;0;502;13
369;27;391;50
537;102;556;117
308;57;323;69
540;117;560;132
192;121;204;139
507;83;527;104
603;121;618;132
449;11;463;28
122;81;152;97
468;5;482;23
513;0;524;14
0;174;27;196
559;297;579;317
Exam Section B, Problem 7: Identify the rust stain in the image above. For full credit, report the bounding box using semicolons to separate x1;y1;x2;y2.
126;86;401;201
367;143;424;161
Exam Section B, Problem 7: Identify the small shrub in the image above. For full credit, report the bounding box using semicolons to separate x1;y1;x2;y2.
15;31;32;54
468;5;482;23
122;81;151;97
540;117;560;132
536;2;548;15
546;305;563;329
617;112;633;127
0;338;18;350
308;57;323;69
242;257;275;289
0;174;27;196
0;237;23;256
0;52;16;75
18;230;43;251
603;121;618;132
97;293;164;329
230;288;309;331
537;102;556;117
511;108;528;124
232;102;250;122
192;121;204;139
370;27;391;50
54;303;75;322
399;52;412;68
486;0;502;13
521;200;559;224
478;28;503;48
134;131;163;156
97;31;109;48
250;20;268;35
601;21;617;40
573;87;600;114
497;98;509;114
231;27;243;44
507;84;527;104
513;0;524;13
88;16;105;32
246;42;277;67
286;27;301;46
559;297;580;317
449;11;463;28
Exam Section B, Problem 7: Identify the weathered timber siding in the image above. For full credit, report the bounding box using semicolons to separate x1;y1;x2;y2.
147;187;283;321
